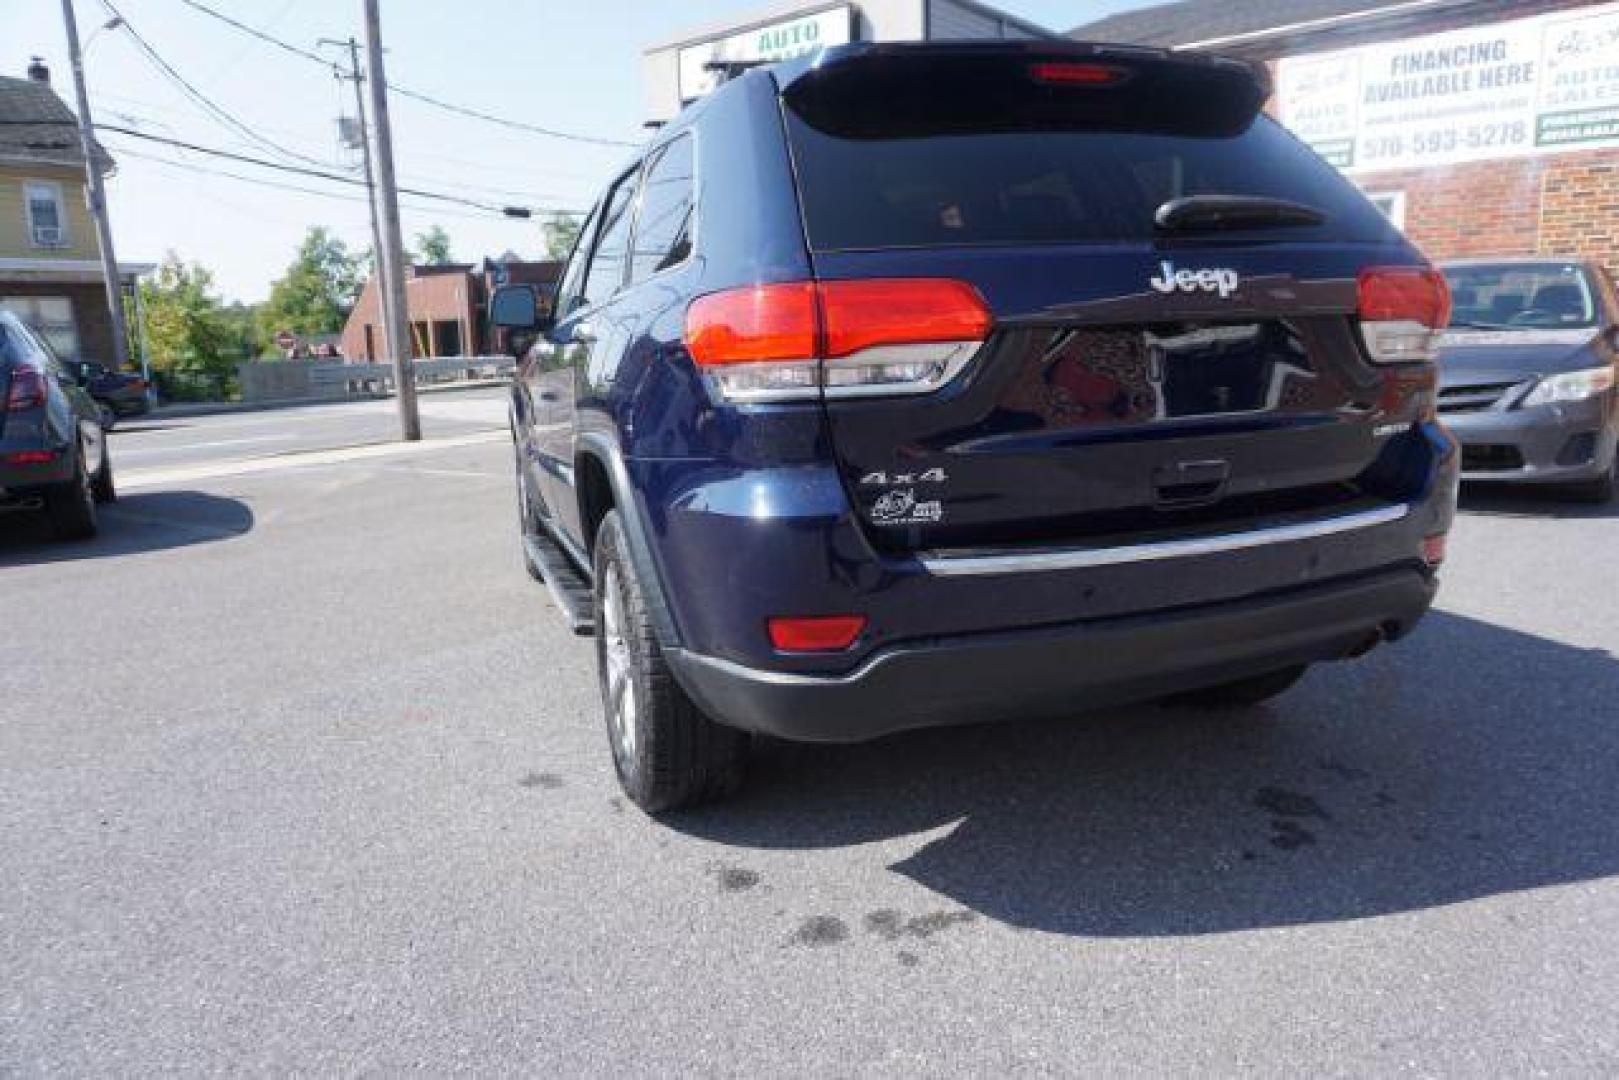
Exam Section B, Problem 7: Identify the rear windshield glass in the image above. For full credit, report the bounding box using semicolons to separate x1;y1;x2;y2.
1443;263;1598;329
784;114;1396;251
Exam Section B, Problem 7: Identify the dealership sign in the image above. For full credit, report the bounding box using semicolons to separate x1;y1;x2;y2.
677;4;854;102
1278;2;1619;172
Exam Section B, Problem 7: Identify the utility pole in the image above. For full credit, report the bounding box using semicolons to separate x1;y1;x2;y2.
60;0;131;373
361;0;420;441
321;36;399;374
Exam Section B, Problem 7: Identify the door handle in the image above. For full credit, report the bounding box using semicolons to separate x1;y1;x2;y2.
571;321;597;345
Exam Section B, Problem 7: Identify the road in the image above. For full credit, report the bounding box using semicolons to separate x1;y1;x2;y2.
3;397;1618;1074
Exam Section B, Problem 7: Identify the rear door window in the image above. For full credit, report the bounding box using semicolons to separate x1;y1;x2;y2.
628;135;695;284
581;169;640;309
784;114;1394;251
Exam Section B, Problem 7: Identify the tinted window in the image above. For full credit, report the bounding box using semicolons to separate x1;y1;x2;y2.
785;115;1395;251
581;170;640;309
629;136;694;284
1443;263;1598;329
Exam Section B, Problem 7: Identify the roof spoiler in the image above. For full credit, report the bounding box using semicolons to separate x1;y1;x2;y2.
778;41;1271;140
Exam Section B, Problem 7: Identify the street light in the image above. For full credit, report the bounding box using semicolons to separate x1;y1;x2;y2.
82;16;123;52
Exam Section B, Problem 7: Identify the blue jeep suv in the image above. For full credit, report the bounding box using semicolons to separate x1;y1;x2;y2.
493;42;1459;811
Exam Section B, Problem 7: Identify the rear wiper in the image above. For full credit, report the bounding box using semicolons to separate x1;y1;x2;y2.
1154;195;1327;233
1448;319;1518;330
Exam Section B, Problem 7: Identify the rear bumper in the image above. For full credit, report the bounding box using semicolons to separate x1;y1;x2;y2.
1443;393;1617;483
667;569;1436;743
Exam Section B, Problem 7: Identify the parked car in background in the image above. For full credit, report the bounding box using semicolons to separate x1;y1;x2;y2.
72;361;151;429
494;41;1459;811
0;311;115;539
1438;259;1619;501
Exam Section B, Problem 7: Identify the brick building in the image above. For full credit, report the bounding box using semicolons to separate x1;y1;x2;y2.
1071;0;1619;273
339;255;560;362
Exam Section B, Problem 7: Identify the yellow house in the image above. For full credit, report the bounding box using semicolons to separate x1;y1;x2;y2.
0;61;149;366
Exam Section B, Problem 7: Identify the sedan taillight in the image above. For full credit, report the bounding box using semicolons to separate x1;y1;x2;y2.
4;366;47;411
685;278;991;402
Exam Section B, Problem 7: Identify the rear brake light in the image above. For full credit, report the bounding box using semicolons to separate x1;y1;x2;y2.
3;449;56;465
767;615;867;652
684;279;991;402
4;366;47;411
1358;267;1451;363
1029;62;1128;86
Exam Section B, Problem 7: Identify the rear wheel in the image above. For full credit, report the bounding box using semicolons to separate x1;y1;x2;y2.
44;445;98;541
593;510;747;812
1165;665;1307;710
98;402;117;431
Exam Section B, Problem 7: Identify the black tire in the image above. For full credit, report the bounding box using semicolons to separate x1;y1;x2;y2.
98;403;117;431
593;510;747;812
44;445;98;541
1568;464;1614;504
91;444;116;504
1165;665;1308;710
514;447;544;582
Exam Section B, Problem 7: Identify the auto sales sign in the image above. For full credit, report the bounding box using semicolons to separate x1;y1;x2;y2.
1278;2;1619;172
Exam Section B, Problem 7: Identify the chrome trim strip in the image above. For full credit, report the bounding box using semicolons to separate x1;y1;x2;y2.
920;503;1412;577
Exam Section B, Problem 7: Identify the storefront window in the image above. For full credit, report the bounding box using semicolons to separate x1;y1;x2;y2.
0;296;79;360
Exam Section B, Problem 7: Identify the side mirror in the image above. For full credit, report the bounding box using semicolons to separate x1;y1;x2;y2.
489;284;554;358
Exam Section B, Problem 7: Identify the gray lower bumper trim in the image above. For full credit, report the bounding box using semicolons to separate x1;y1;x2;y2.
920;502;1412;577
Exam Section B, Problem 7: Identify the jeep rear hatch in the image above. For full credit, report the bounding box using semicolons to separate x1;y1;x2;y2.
772;44;1443;553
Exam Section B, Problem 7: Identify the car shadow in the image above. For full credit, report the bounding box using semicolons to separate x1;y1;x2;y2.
0;491;254;566
1459;481;1619;519
669;609;1619;937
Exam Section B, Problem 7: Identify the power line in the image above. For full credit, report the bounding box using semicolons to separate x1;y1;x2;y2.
110;142;512;222
98;0;339;171
172;0;639;149
97;123;584;217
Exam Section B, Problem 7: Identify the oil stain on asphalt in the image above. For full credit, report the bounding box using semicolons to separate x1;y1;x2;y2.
518;772;565;789
708;863;760;893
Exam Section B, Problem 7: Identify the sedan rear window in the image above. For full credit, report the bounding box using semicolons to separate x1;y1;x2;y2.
784;115;1396;252
1443;263;1598;329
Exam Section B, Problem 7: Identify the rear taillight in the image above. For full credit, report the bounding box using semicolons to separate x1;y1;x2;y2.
4;366;47;411
1358;267;1451;363
684;279;991;402
3;449;56;466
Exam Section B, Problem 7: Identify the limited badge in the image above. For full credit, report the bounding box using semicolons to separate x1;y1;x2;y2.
871;489;943;526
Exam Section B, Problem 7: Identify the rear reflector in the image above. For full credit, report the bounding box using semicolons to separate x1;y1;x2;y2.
4;367;47;411
1029;62;1128;86
3;450;56;465
767;615;867;652
1358;267;1451;363
685;279;991;402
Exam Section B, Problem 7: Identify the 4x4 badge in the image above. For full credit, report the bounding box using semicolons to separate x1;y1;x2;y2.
1149;261;1240;298
860;468;947;486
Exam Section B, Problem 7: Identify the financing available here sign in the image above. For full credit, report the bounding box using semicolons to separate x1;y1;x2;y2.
677;4;854;103
1278;2;1619;173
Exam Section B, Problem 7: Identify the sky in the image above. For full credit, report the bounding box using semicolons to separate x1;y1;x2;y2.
12;0;1162;302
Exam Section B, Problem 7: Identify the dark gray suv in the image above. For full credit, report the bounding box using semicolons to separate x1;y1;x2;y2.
0;311;115;540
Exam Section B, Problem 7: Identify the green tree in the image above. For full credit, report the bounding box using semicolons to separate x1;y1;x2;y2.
258;226;361;340
413;224;453;265
139;252;237;375
542;213;582;261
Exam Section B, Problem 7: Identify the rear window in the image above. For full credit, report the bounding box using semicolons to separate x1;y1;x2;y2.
784;114;1396;252
1443;263;1598;329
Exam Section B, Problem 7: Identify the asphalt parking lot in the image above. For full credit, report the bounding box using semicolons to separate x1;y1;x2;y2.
3;391;1618;1073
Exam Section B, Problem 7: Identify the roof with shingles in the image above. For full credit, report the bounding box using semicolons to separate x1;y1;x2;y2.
0;75;112;172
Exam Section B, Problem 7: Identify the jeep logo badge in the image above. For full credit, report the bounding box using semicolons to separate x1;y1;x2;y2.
1149;261;1240;298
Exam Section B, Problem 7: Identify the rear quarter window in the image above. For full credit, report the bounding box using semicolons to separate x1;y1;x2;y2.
784;114;1396;251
